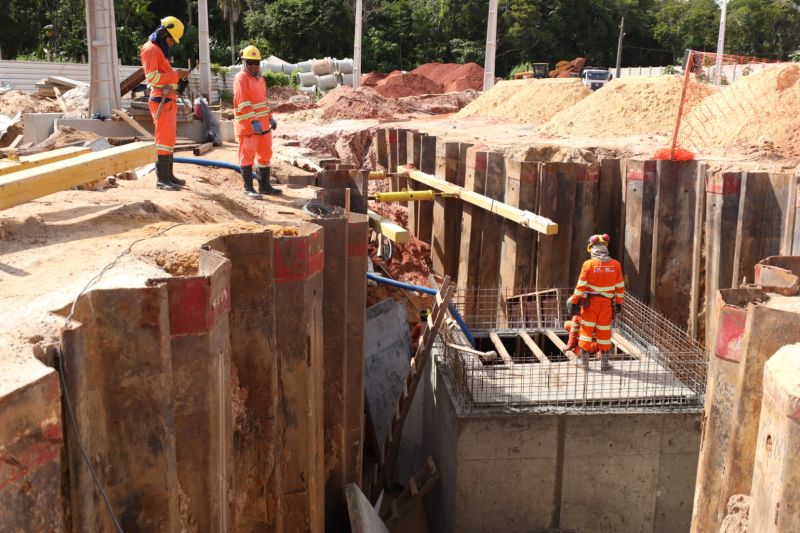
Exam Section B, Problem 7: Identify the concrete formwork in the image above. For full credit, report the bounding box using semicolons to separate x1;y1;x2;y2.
423;359;701;533
60;285;179;532
749;343;800;532
623;160;657;303
316;170;369;214
0;372;62;532
477;152;506;298
598;159;626;261
406;130;422;236
206;232;280;532
161;249;233;533
569;164;600;285
416;135;437;245
457;146;488;317
432;140;462;279
273;223;325;533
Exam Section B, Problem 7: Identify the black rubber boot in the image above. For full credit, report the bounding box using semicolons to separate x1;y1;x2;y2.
165;154;186;186
258;166;282;195
241;165;262;198
155;156;178;191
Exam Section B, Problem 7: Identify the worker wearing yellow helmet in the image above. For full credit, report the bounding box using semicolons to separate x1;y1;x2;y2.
140;16;190;190
233;45;281;198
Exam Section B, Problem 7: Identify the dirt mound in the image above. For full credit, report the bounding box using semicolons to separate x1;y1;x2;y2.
0;90;60;115
457;78;591;124
540;75;717;137
411;62;485;92
315;86;405;122
268;86;300;101
682;64;800;156
373;73;443;98
399;90;479;114
361;72;388;87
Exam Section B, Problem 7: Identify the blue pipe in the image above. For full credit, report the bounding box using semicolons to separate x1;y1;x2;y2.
175;157;477;346
367;272;475;348
173;156;258;178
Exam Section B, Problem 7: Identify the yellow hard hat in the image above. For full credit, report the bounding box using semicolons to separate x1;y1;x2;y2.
160;16;184;43
241;45;262;61
587;233;610;253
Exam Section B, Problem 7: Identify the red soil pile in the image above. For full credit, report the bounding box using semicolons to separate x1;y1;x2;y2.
370;203;434;287
361;72;388;87
373;73;444;98
316;86;405;122
411;62;485;92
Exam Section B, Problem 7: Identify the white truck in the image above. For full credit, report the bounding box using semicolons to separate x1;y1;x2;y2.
581;68;612;91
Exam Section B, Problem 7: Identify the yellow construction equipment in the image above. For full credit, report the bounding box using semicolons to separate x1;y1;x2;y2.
370;190;458;202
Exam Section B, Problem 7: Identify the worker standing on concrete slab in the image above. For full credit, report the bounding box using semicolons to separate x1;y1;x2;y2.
567;234;624;371
234;45;282;198
140;16;190;191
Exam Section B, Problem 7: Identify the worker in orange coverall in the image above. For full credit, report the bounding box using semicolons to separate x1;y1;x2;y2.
566;234;625;371
140;16;190;190
234;45;281;198
564;315;585;357
411;309;430;357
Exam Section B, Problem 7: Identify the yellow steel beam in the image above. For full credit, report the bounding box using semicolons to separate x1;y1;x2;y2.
0;141;156;210
0;146;93;176
401;166;558;235
367;209;410;244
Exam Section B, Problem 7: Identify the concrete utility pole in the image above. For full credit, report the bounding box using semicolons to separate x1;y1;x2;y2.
198;0;212;100
615;17;625;79
85;0;121;116
483;0;498;91
353;0;363;89
715;0;728;85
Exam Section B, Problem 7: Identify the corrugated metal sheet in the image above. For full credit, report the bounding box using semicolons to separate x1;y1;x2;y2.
0;60;234;102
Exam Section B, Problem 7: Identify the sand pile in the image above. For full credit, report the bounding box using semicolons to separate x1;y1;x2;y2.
373;72;443;98
540;75;717;137
457;78;591;124
681;63;800;156
411;62;485;92
0;90;60;115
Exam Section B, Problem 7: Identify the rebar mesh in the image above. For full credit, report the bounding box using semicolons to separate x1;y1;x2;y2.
440;288;706;411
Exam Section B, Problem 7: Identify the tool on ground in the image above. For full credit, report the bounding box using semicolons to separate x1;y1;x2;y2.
369;189;458;202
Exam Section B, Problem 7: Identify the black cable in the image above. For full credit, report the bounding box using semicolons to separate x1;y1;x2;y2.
58;223;184;532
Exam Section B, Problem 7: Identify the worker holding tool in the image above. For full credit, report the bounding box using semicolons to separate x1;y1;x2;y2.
234;45;281;198
140;16;190;191
411;309;430;356
566;234;624;371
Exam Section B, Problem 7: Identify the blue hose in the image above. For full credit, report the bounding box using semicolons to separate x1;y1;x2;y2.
367;272;475;347
173;156;258;178
174;157;477;345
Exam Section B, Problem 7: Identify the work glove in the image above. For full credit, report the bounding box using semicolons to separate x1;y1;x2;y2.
612;302;622;318
252;120;263;135
269;116;277;131
566;299;578;317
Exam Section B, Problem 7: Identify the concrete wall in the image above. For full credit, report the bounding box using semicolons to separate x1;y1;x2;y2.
423;359;701;533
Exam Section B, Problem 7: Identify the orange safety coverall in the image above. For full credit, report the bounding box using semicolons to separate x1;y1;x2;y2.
568;258;625;353
233;70;273;168
411;321;425;355
140;41;180;156
564;315;582;351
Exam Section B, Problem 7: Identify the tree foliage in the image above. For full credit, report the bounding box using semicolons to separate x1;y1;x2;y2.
2;0;799;74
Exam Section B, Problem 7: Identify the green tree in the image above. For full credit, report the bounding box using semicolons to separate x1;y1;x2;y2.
726;0;800;59
653;0;719;61
219;0;242;64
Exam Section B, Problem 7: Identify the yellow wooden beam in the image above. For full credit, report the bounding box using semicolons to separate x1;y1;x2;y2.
0;146;93;176
545;329;578;361
489;332;515;365
402;166;558;235
367;209;410;244
0;141;156;211
519;330;550;365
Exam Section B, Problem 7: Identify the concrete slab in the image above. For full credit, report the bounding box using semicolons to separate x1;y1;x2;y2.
22;112;63;143
53;118;207;143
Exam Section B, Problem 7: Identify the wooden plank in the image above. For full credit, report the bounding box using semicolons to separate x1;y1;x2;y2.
376;129;388;169
489;332;514;365
611;332;639;356
499;159;540;293
9;135;23;149
120;67;146;96
0;141;156;210
396;129;408;204
416;135;436;245
432;140;461;278
367;209;409;244
481;152;507;327
537;163;578;288
650;160;700;329
703;171;743;347
52;86;69;114
406;131;422;237
192;142;214;156
598;159;626;260
0;146;92;176
689;163;707;339
519;330;549;364
623;160;657;302
387;129;398;173
113;108;152;138
570;164;600;285
46;75;84;88
545;329;577;361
